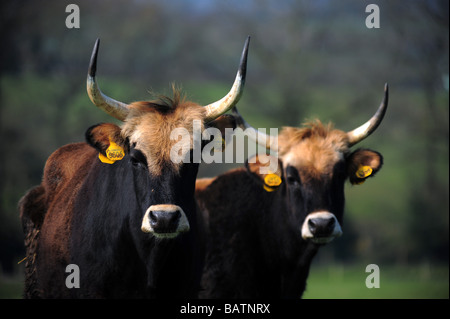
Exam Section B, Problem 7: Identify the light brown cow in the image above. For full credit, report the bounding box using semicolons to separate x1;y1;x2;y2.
196;84;388;298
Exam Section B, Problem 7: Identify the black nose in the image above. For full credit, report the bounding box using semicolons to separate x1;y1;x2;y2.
149;210;181;233
308;216;336;237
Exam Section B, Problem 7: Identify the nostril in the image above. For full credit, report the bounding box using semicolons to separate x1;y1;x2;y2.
170;210;181;224
149;210;158;226
308;217;335;236
142;205;189;236
149;210;181;233
308;218;317;233
326;217;335;232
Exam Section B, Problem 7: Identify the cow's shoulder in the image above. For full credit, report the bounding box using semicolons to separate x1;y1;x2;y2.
196;167;249;201
43;142;95;195
195;177;216;196
19;142;94;228
196;167;266;227
19;142;97;248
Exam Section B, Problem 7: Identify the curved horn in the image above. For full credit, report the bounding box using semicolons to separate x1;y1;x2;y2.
203;36;250;123
87;38;130;121
347;83;389;147
232;107;276;151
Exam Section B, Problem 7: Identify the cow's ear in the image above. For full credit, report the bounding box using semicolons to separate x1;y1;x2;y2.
246;154;283;192
207;114;237;134
203;114;237;150
85;123;129;163
347;149;383;185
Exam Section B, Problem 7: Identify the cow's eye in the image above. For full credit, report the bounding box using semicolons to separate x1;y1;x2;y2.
130;149;147;167
285;166;301;186
287;175;300;186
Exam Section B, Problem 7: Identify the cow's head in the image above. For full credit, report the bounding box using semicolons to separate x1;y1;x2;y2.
85;38;249;239
235;84;388;244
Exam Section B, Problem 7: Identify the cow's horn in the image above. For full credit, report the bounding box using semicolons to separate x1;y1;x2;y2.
203;36;250;123
232;107;276;151
87;38;130;121
347;83;389;147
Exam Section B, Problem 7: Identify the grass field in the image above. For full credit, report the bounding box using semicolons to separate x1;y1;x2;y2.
1;263;448;299
303;263;449;299
0;274;23;299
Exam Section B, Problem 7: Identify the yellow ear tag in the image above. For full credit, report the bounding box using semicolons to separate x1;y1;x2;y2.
264;173;282;187
263;173;282;192
106;141;125;161
99;141;125;164
263;185;277;192
356;165;373;179
99;153;115;164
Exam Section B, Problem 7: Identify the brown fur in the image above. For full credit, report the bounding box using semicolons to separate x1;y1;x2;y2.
278;121;350;183
86;124;127;155
195;121;384;298
347;149;383;184
19;143;97;297
19;86;239;297
122;94;206;175
195;177;218;234
247;154;282;176
195;178;216;193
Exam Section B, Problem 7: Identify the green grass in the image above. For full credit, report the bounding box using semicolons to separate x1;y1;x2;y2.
303;263;449;299
0;275;24;299
1;264;448;299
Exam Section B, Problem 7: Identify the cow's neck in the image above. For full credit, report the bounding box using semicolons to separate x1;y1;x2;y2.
265;191;320;297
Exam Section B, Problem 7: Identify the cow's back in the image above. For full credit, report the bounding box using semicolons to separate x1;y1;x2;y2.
196;168;272;298
19;142;96;298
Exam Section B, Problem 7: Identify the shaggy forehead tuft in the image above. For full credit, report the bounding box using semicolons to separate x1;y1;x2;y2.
279;121;350;179
121;94;206;175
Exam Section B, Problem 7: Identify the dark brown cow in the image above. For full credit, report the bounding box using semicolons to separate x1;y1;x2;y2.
196;84;388;298
19;37;250;298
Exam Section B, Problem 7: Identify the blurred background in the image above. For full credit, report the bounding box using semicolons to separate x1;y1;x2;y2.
0;0;448;298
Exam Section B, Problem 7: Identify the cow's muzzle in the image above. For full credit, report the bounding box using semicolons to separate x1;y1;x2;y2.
301;211;342;244
141;204;190;239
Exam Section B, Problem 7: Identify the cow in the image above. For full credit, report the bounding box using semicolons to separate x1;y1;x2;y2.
18;37;250;298
196;84;388;298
